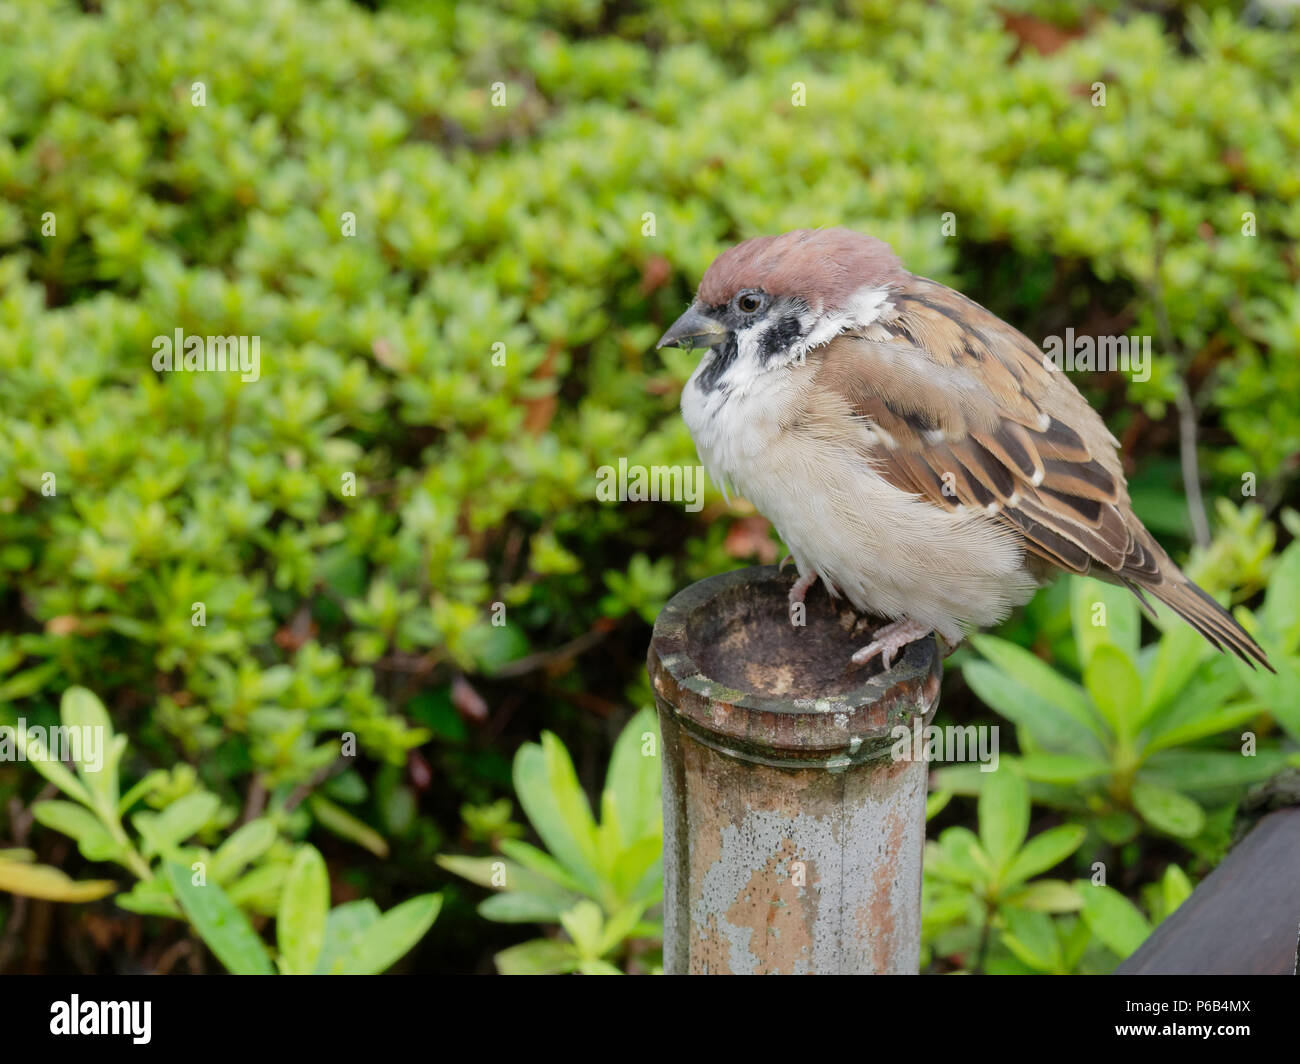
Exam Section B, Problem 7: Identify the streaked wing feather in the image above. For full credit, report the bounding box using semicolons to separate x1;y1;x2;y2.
807;276;1271;668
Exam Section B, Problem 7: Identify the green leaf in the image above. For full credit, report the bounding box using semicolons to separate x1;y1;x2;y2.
602;706;661;848
924;827;985;887
1235;652;1300;742
608;834;663;905
495;937;579;975
31;800;124;863
1060;914;1093;970
118;769;168;816
979;768;1028;874
595;795;623;882
225;864;288;914
1131;781;1205;838
277;845;329;975
1071;576;1140;669
210;818;277;884
344;893;441;975
1157;863;1193;922
1143;700;1262;755
926;790;952;820
962;659;1104;758
1078;882;1151;959
598;902;647;955
114;878;180;918
437;850;576;904
1016;754;1110;784
0;856;116;902
133;792;222;858
435;854;508;890
0;661;60;703
1084;644;1143;743
1141;654;1248;751
966;637;1106;753
60;686;122;814
999;908;1061;972
8;726;92;806
1141;606;1213;720
922;886;973;934
315;900;381;975
929;763;994;797
1259;541;1300;648
308;794;389;858
1004;824;1086;886
1005;880;1083;912
513;734;602;895
497;839;588;894
559;898;605;958
1140;749;1289;794
1095;811;1140;844
479;891;571;923
166;862;274;975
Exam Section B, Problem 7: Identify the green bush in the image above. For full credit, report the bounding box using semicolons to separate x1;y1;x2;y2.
1;0;1297;973
439;707;662;974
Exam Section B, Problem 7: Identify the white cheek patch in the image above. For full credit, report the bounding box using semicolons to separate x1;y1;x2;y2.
792;286;892;362
720;320;779;395
736;323;765;369
844;285;892;324
700;286;894;389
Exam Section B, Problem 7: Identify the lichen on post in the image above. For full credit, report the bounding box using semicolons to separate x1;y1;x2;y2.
648;565;941;975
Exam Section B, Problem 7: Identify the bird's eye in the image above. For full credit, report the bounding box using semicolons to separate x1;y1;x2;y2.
736;291;765;314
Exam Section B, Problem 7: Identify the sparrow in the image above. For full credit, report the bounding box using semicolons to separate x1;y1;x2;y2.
657;228;1272;672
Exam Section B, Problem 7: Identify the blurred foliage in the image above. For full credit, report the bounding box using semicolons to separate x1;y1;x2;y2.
951;533;1300;845
0;0;1297;972
439;707;662;974
926;513;1300;972
1;687;440;973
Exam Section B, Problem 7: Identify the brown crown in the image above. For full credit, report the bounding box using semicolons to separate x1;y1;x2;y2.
697;228;907;310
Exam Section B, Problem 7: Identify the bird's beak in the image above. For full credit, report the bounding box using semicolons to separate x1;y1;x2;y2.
656;304;728;350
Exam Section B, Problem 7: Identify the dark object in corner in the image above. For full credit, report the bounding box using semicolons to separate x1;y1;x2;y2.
1117;806;1300;975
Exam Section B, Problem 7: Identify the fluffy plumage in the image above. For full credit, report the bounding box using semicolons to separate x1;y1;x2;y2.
660;227;1271;670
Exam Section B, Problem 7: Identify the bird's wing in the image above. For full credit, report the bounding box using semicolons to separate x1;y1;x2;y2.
805;276;1270;668
810;277;1150;578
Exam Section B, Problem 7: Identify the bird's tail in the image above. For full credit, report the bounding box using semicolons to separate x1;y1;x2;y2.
1134;574;1273;671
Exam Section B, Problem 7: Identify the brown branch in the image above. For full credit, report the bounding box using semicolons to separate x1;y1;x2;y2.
489;623;612;679
1148;247;1211;548
1173;382;1211;548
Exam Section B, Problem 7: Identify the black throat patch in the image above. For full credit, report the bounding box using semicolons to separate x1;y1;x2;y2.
695;333;738;393
758;315;804;366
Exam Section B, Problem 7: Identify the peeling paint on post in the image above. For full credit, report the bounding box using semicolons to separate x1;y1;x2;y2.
648;565;941;975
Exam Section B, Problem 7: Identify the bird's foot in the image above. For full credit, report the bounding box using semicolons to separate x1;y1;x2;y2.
851;618;932;671
787;570;819;620
778;553;793;572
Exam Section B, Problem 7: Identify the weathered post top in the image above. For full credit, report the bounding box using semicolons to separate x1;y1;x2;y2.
648;565;941;975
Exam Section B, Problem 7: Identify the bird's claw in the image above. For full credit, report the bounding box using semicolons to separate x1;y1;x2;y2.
851;619;932;671
787;570;819;620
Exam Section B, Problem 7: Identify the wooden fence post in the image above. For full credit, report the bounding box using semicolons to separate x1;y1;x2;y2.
647;565;941;974
1116;805;1300;975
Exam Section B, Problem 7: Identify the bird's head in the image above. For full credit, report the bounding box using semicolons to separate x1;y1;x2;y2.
656;228;907;391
